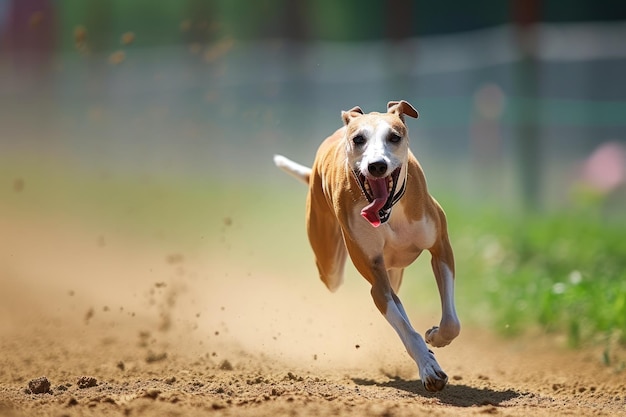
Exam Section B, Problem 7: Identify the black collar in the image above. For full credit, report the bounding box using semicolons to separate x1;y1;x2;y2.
351;167;407;224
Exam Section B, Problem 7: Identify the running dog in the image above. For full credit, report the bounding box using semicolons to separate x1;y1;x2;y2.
273;100;460;392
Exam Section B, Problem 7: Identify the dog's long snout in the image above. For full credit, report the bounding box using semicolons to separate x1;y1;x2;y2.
368;161;388;177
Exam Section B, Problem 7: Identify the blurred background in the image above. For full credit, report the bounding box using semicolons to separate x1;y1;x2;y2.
1;1;625;356
2;0;626;208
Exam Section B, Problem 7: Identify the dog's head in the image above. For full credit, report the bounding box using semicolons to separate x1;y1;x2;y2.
342;100;419;227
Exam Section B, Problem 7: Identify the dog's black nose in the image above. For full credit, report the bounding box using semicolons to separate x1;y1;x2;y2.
368;161;388;177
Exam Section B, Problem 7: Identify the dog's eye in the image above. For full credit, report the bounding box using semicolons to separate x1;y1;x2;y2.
388;134;402;144
353;135;366;146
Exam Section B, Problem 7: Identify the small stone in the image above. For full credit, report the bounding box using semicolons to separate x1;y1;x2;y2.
142;389;161;399
212;402;226;410
77;376;98;389
28;377;51;394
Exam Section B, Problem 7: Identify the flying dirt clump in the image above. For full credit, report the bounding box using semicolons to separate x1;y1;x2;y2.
219;360;234;371
13;178;24;193
166;253;185;264
121;32;135;45
145;351;168;363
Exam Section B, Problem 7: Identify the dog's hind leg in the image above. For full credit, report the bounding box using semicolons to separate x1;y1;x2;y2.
311;223;347;292
306;177;347;293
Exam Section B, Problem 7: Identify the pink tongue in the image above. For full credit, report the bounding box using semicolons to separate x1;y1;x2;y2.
360;177;389;228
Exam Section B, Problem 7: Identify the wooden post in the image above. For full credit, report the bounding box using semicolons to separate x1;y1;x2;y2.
512;0;542;211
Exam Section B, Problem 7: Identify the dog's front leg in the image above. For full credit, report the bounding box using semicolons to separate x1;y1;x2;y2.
368;257;448;392
425;234;461;348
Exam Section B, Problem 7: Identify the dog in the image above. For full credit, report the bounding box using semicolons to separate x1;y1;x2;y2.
273;100;460;392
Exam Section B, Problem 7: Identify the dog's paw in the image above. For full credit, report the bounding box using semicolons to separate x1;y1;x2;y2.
419;353;448;392
422;369;448;392
425;326;452;348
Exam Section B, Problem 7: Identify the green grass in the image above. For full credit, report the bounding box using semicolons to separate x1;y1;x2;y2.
3;157;625;353
448;202;626;351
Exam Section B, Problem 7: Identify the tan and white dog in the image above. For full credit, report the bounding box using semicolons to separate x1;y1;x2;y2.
273;100;460;392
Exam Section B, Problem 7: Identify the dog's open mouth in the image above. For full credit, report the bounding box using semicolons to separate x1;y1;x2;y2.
353;167;404;227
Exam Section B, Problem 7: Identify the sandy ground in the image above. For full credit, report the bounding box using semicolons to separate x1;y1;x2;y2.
1;211;625;417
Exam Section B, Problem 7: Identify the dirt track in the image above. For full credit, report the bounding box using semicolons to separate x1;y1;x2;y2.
1;213;625;417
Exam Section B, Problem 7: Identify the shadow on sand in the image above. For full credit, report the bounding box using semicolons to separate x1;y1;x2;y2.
352;376;523;407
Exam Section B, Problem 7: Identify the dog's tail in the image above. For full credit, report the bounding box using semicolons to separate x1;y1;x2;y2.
273;154;311;185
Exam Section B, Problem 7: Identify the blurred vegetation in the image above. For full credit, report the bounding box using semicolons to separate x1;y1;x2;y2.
50;1;626;47
452;203;626;349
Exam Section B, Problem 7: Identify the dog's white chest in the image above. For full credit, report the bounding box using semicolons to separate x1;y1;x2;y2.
382;214;437;268
347;204;438;268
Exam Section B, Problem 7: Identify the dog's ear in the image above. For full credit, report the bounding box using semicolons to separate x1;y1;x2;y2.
341;106;364;125
387;100;419;121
